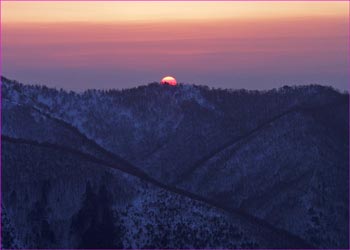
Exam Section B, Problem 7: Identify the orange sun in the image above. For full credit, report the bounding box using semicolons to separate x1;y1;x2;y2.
161;76;177;86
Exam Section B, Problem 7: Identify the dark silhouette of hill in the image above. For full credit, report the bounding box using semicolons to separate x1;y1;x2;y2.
1;76;348;248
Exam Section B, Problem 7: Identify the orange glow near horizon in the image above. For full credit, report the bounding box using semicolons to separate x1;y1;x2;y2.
2;1;348;24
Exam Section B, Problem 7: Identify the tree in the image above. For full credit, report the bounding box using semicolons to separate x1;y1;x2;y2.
1;205;19;249
71;181;124;248
27;180;56;248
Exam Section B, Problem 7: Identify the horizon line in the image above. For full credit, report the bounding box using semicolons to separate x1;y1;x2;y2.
1;75;346;94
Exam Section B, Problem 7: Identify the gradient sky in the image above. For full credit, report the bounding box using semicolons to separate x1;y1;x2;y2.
2;1;349;91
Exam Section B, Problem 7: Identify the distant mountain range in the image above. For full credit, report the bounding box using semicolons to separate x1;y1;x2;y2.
1;76;349;248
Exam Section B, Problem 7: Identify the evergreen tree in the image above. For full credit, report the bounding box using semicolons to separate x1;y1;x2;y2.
28;180;56;248
71;181;124;248
1;205;18;249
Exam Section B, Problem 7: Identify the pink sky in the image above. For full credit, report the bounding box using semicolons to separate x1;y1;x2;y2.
2;2;349;90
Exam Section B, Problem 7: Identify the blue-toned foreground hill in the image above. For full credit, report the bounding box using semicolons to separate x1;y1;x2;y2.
1;76;349;248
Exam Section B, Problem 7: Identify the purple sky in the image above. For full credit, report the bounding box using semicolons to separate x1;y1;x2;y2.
2;3;349;91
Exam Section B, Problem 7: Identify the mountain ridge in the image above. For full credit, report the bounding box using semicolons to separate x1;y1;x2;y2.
2;135;314;248
2;76;348;248
175;98;348;185
2;75;347;96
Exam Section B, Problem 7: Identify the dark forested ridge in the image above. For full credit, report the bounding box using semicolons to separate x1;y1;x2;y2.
1;76;349;248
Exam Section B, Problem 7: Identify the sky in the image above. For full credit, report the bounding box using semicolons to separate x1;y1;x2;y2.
2;1;349;91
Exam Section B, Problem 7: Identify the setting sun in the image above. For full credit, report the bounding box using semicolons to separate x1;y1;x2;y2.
161;76;177;86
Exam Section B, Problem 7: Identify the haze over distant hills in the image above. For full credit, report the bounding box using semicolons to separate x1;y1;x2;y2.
1;76;349;248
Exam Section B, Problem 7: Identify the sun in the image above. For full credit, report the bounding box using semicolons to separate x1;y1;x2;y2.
161;76;177;86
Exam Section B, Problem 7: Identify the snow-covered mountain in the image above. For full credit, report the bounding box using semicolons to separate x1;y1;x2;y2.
1;76;348;248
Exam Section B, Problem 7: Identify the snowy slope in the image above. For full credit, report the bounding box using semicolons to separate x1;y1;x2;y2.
1;76;348;248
